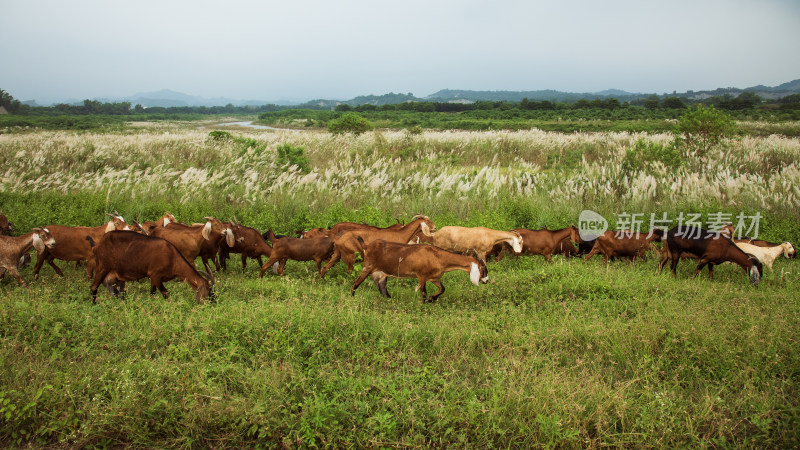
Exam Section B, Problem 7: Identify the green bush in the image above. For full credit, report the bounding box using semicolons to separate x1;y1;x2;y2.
276;143;310;173
676;105;735;155
622;138;684;174
207;130;232;141
327;112;373;135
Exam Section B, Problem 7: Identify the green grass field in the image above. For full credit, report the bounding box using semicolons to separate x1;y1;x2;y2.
1;122;799;447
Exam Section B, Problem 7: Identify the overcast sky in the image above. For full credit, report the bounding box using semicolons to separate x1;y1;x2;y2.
2;0;799;104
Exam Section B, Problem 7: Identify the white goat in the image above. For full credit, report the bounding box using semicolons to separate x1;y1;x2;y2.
734;241;795;271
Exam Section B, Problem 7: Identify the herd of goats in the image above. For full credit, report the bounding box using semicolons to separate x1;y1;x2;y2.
0;209;795;303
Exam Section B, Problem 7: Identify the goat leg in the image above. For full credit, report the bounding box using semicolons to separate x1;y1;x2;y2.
8;267;26;286
429;280;445;302
259;257;277;277
419;280;428;303
320;250;341;278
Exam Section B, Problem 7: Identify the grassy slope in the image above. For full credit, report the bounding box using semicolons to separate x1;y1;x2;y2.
2;252;799;447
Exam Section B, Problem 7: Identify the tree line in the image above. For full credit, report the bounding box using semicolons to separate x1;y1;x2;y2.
3;87;800;117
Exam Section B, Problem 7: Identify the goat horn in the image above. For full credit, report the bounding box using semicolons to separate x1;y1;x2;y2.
202;270;216;285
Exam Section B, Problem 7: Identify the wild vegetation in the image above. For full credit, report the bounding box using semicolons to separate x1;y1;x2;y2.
0;116;798;447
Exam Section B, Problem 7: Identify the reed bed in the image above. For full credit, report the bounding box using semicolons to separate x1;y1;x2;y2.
1;127;798;236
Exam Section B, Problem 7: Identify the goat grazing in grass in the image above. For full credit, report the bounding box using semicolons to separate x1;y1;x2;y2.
88;231;214;303
734;241;794;272
658;226;762;286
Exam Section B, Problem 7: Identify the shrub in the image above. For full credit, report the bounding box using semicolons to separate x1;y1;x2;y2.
207;130;233;141
676;105;735;155
327;113;373;136
276;143;310;173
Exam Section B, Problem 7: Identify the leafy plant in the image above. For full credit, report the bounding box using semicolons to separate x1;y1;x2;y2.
676;105;735;155
327;112;373;135
276;143;310;173
207;130;232;141
622;138;684;174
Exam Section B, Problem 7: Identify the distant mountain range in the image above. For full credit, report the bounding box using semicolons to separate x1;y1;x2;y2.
22;80;800;108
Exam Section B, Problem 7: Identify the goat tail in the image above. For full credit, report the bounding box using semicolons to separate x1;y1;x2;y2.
85;235;96;247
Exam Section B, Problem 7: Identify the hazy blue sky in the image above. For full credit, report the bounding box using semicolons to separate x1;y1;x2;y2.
2;0;799;104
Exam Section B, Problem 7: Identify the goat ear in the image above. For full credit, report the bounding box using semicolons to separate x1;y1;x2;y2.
32;230;45;253
104;221;115;233
202;222;212;240
420;222;433;237
225;229;235;247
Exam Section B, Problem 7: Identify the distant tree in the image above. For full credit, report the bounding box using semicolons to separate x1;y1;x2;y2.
778;94;800;110
573;99;591;109
663;97;686;109
676;105;735;155
327;112;373;136
0;89;22;114
644;96;660;110
729;92;760;110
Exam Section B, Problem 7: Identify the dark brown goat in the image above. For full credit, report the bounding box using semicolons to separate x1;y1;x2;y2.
88;231;213;303
489;226;580;262
259;230;334;277
1;228;56;286
221;223;274;270
33;214;130;280
657;226;762;285
584;229;663;264
351;238;489;302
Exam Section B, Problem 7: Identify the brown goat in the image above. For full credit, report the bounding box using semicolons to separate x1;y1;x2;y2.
657;226;762;285
88;231;213;303
151;217;233;273
584;229;663;264
351;238;489;302
222;223;274;270
298;228;330;239
320;215;436;277
733;238;782;248
1;228;56;286
141;212;179;235
33;214;130;279
491;226;581;262
328;221;405;236
259;230;334;277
